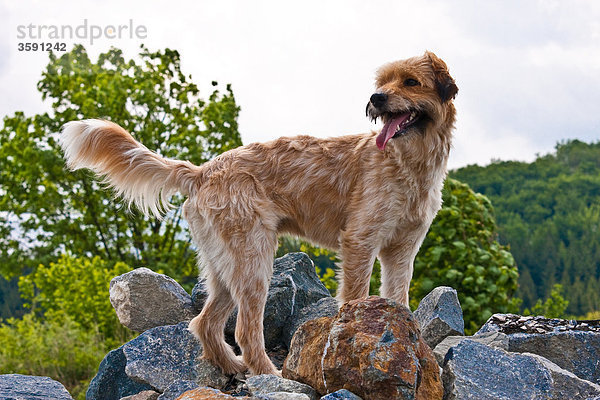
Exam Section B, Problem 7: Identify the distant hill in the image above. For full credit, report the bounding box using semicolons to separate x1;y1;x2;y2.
451;140;600;316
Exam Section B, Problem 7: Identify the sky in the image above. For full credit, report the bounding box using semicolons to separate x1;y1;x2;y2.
1;0;599;169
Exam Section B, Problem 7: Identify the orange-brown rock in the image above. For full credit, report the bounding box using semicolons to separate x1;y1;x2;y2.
282;296;443;400
176;387;250;399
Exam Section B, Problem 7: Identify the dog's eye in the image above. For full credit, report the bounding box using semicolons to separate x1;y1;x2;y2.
404;78;421;87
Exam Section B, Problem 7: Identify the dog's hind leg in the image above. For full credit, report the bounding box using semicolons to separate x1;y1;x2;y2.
188;273;246;374
228;227;279;376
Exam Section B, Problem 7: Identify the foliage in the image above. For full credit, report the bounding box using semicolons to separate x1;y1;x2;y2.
452;140;600;316
0;313;108;399
18;254;133;344
523;284;569;318
0;45;242;288
411;178;520;333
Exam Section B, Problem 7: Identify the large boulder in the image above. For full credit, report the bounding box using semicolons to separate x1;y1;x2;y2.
283;296;443;400
110;267;196;332
413;286;464;348
477;314;600;384
123;322;229;392
0;374;72;400
442;339;600;399
87;346;153;400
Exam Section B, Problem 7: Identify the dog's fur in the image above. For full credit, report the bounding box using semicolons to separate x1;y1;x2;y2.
59;51;457;376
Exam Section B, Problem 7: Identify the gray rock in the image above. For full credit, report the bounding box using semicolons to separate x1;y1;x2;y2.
224;253;332;350
247;374;318;400
157;380;200;400
87;346;153;400
319;389;363;399
254;393;311;400
0;374;72;400
110;267;196;332
433;331;508;365
478;314;600;384
120;390;160;400
123;322;229;392
442;339;600;400
414;286;464;348
283;297;339;349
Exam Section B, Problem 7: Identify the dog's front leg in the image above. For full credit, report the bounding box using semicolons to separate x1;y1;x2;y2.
378;226;429;306
336;232;378;303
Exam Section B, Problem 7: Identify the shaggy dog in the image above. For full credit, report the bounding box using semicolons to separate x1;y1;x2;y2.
59;51;457;376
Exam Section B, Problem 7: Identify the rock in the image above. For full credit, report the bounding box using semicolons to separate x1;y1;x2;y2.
283;297;339;349
223;253;332;350
176;387;248;399
414;286;464;348
110;267;196;332
442;339;600;400
319;389;363;399
0;374;73;399
478;313;600;335
157;380;200;400
121;390;160;400
433;331;508;365
283;296;443;399
478;314;600;384
87;346;153;400
247;374;318;400
254;393;311;400
123;322;229;392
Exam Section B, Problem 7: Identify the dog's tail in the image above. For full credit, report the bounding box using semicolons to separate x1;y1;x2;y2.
60;119;202;218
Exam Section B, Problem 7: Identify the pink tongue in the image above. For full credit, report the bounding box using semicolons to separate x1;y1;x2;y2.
376;113;411;151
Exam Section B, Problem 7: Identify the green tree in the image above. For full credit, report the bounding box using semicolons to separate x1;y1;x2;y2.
524;283;569;318
410;178;520;333
0;45;242;287
452;140;600;316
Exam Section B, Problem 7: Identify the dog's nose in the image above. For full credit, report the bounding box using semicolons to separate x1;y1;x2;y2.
370;93;388;109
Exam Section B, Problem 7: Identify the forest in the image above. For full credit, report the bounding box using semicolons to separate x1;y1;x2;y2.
452;140;600;317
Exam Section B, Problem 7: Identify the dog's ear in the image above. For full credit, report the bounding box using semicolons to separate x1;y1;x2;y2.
426;51;458;103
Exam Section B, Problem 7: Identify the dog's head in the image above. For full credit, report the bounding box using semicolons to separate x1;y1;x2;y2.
366;51;458;151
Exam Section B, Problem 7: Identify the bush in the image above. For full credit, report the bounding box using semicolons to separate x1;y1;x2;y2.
0;313;107;398
18;254;132;344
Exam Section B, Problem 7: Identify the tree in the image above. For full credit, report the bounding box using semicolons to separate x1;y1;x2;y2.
452;140;600;316
0;45;242;287
524;283;569;318
410;178;520;333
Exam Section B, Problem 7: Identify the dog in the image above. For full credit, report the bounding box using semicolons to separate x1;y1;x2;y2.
59;51;457;376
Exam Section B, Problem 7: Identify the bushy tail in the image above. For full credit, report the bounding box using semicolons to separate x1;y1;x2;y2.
60;119;201;218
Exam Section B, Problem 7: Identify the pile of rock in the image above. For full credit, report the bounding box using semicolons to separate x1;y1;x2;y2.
3;252;600;400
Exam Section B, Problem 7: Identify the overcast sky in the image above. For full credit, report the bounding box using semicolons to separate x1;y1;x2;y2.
1;0;599;169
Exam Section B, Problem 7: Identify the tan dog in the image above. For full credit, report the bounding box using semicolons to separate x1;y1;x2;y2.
59;51;457;376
